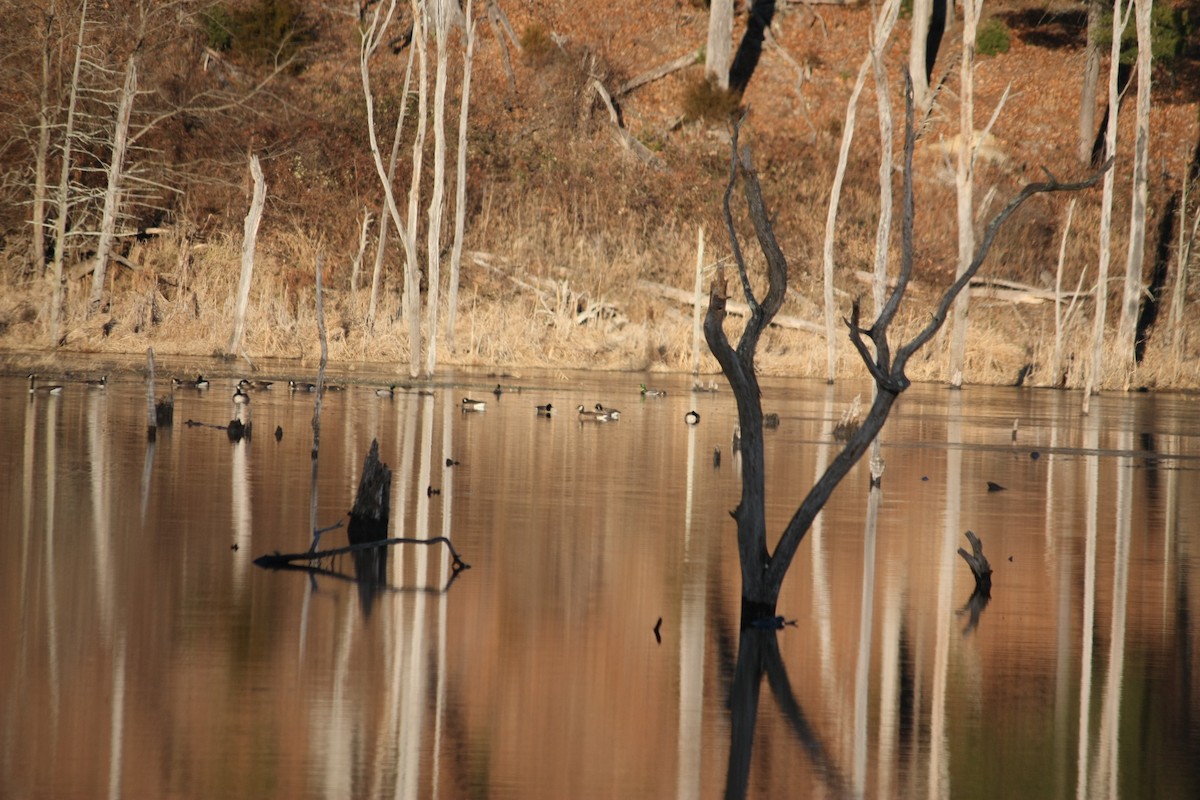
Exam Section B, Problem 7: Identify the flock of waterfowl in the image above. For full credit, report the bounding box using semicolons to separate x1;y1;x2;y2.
25;371;707;427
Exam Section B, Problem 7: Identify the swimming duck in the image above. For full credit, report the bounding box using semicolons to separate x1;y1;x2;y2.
232;386;251;405
461;397;487;412
536;403;553;417
289;380;317;392
577;404;613;422
595;403;620;420
685;410;700;425
173;374;209;390
28;374;63;395
238;378;273;390
763;412;780;429
493;383;504;397
640;383;666;397
375;385;396;398
85;374;108;389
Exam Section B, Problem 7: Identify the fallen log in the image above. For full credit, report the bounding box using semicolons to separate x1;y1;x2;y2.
253;535;470;573
639;279;825;334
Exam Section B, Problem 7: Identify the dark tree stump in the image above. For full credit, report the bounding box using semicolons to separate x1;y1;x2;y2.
957;529;993;594
349;439;391;546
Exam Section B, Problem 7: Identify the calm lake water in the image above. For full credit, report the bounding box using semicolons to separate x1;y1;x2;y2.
2;364;1199;799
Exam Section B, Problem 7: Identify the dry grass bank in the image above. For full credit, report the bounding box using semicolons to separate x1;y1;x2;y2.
1;1;1199;390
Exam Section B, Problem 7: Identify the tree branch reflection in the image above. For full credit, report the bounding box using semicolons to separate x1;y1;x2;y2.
725;627;850;800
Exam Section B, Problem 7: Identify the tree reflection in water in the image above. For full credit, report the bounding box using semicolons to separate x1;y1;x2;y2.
725;627;850;800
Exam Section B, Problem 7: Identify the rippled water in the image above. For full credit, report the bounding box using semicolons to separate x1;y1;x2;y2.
1;366;1198;798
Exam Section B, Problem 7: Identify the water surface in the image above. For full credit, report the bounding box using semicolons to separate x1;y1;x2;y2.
2;368;1198;798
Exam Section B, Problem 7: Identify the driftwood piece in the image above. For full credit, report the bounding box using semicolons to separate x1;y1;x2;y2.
640;279;825;334
616;48;701;96
589;77;665;169
253;535;470;574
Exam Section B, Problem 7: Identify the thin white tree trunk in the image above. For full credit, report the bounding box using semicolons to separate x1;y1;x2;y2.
49;0;89;347
1115;0;1154;378
446;0;476;351
365;12;415;331
89;56;137;316
1085;0;1133;407
908;0;933;111
227;154;265;355
406;0;429;378
947;0;982;388
691;225;705;378
1051;199;1078;386
706;0;733;90
822;55;872;383
350;208;372;294
360;0;421;364
425;0;450;376
1169;170;1199;356
870;0;899;475
32;12;54;273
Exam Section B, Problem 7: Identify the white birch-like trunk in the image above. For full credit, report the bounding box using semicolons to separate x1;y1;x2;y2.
947;0;982;388
446;0;476;351
1051;199;1077;386
350;208;372;295
89;56;137;316
49;0;89;347
32;14;54;273
227;154;265;355
360;0;420;354
1085;0;1133;406
870;0;900;472
822;55;872;383
1115;0;1154;378
908;0;933;111
406;0;430;378
1169;170;1199;356
425;0;450;376
706;0;734;90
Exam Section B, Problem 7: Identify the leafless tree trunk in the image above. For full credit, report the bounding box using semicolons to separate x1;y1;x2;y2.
360;0;421;357
31;8;55;274
1086;0;1133;407
89;55;137;316
821;0;898;383
707;80;1107;621
425;0;451;376
947;0;982;388
706;0;734;90
49;0;89;347
908;0;933;111
1115;0;1154;379
870;0;899;476
1078;0;1104;164
1170;169;1200;357
446;0;477;351
350;208;372;294
406;0;430;377
227;154;265;356
1051;199;1079;386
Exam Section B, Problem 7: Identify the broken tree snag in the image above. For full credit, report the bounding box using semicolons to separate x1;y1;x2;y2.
957;529;993;593
349;439;392;545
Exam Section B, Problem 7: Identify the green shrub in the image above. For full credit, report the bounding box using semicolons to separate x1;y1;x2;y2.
1098;4;1189;65
199;0;315;67
681;76;740;124
976;18;1011;56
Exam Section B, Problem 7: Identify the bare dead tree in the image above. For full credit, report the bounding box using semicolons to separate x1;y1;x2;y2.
705;78;1110;623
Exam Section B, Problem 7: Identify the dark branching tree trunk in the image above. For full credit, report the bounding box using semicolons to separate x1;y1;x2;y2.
705;77;1110;625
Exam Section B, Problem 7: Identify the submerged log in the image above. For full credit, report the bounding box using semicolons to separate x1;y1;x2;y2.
253;536;470;574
